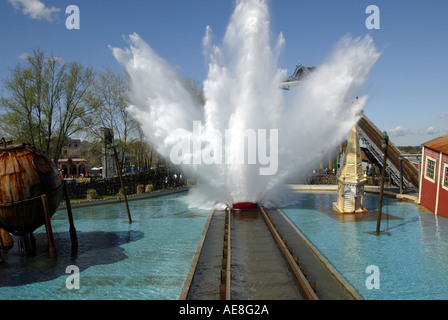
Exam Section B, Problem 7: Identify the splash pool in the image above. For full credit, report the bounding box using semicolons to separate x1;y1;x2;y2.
281;191;448;300
0;190;447;300
0;192;209;300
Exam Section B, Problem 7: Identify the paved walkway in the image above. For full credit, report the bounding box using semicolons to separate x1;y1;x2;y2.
288;184;419;204
57;187;190;210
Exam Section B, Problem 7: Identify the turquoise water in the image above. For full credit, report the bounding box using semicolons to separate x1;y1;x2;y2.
282;192;448;300
0;192;209;300
1;190;447;300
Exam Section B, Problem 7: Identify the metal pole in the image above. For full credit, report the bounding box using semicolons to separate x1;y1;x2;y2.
417;160;421;195
113;147;132;223
376;132;388;235
399;158;403;194
63;180;78;251
41;194;56;256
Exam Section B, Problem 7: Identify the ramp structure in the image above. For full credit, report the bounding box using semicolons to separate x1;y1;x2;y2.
280;62;420;191
356;113;420;190
280;63;315;90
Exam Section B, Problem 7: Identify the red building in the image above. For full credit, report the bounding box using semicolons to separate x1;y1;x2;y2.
419;134;448;217
58;158;88;178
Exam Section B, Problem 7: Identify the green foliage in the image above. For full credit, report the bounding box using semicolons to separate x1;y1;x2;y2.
118;186;130;196
145;184;153;192
86;188;100;200
136;184;145;194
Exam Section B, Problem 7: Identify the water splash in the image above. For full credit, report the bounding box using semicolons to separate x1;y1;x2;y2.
111;0;380;209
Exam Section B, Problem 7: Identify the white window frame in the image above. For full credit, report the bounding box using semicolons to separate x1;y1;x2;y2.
424;156;437;183
442;163;448;191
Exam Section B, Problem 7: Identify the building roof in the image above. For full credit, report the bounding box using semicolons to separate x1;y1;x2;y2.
423;134;448;154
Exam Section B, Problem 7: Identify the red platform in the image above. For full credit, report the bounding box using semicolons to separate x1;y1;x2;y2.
232;202;258;210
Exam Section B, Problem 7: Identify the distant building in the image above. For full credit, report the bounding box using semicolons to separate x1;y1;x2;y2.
418;134;448;217
58;139;88;178
67;139;82;150
58;157;88;178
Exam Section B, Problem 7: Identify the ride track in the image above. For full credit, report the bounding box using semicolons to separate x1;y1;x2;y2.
181;206;327;300
223;206;319;300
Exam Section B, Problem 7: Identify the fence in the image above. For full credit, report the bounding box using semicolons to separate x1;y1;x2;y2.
304;174;384;186
63;168;186;200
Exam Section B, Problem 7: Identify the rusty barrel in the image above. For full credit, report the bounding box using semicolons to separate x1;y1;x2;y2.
0;143;62;236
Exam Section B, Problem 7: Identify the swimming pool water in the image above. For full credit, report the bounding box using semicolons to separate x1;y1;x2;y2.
0;193;210;300
282;192;448;300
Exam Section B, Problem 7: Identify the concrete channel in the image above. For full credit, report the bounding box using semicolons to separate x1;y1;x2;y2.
266;208;361;300
181;207;362;300
181;209;226;300
230;209;305;299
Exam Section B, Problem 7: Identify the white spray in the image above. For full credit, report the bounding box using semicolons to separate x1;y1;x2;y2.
111;0;380;209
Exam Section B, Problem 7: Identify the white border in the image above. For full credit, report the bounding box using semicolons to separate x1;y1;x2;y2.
442;163;448;192
424;155;437;183
435;153;442;215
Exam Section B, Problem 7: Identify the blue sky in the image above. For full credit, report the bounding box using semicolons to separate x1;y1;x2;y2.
1;0;447;146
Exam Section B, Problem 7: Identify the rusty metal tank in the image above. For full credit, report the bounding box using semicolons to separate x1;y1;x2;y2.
0;141;62;236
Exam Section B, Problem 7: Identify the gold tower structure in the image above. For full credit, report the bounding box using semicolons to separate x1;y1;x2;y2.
333;126;367;214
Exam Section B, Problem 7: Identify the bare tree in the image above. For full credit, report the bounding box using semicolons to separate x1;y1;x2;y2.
0;48;95;163
85;67;139;165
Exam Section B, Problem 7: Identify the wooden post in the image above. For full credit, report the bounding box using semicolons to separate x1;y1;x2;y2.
41;194;56;256
113;147;132;223
63;180;78;251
